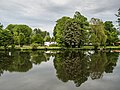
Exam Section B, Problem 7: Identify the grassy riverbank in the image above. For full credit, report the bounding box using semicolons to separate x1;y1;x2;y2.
1;45;120;50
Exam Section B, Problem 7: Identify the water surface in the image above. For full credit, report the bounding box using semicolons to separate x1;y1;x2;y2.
0;50;120;90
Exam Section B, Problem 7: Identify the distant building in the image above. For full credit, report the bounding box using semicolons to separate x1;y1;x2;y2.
44;42;57;46
114;42;120;45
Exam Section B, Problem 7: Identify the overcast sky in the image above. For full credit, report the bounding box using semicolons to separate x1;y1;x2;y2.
0;0;120;36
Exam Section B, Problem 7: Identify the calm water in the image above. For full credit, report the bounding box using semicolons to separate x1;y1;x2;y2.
0;50;120;90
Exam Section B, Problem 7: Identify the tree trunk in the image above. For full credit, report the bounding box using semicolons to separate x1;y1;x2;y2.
94;45;98;53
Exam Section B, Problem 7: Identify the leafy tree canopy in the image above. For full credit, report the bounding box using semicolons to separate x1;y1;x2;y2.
53;16;71;46
54;11;89;47
6;24;32;46
0;29;12;49
104;21;119;45
90;18;107;49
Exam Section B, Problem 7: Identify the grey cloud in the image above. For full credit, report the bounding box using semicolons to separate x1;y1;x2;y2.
90;0;120;14
0;0;120;36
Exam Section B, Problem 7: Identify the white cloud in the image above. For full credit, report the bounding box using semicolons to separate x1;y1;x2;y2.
50;0;71;5
0;0;120;36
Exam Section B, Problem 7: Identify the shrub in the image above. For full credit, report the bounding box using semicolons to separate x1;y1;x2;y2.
49;44;57;47
31;43;39;50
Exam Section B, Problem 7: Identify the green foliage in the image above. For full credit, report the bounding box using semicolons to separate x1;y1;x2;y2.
105;52;119;73
90;18;107;49
6;24;16;33
0;29;12;49
51;37;55;42
6;24;16;47
44;35;51;42
0;10;119;49
0;51;51;75
31;43;39;50
31;34;44;45
13;25;32;45
53;16;71;46
104;21;119;45
32;28;50;45
5;24;51;47
64;19;85;47
13;25;32;37
54;51;119;87
54;51;89;87
49;44;57;47
54;11;89;47
33;28;42;34
0;50;119;83
30;51;48;64
6;24;32;46
19;33;25;47
89;52;108;79
0;51;32;73
74;11;89;27
33;28;49;38
89;33;99;47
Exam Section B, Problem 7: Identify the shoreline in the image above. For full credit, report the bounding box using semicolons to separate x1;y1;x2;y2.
0;46;120;51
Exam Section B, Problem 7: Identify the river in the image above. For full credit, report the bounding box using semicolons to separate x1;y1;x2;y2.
0;50;120;90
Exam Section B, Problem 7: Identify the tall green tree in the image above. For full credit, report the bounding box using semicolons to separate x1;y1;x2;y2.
6;24;16;48
64;19;85;47
53;16;71;46
13;25;32;46
63;12;89;48
104;21;119;45
54;11;89;47
90;18;107;50
0;29;12;49
6;24;32;46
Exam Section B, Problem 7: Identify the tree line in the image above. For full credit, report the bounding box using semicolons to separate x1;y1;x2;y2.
0;24;52;49
0;8;120;49
53;8;120;49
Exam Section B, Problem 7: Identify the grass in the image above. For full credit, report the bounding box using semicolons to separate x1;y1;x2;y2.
105;46;120;50
15;45;62;50
1;45;120;50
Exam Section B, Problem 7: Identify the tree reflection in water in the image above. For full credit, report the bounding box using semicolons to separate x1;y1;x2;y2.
0;51;32;76
0;50;119;87
54;50;119;87
0;51;50;76
30;51;48;65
